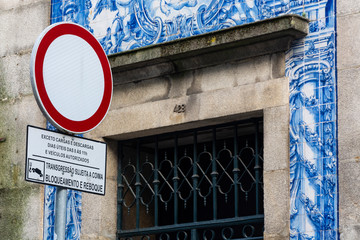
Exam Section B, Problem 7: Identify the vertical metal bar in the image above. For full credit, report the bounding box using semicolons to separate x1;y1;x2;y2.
53;125;70;240
54;187;67;240
233;124;240;218
211;128;218;220
191;131;198;240
117;142;124;232
154;138;159;227
254;121;260;215
173;134;179;224
135;140;141;229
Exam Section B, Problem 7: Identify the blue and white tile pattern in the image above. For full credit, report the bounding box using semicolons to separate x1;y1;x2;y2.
43;122;82;240
48;0;338;239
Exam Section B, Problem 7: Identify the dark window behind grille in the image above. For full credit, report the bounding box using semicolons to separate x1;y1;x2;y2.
117;119;264;240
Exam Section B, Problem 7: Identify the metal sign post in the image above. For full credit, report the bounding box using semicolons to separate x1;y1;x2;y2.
55;187;67;239
27;22;113;240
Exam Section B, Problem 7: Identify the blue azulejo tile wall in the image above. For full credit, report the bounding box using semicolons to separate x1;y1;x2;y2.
44;122;82;240
286;1;337;238
48;0;338;239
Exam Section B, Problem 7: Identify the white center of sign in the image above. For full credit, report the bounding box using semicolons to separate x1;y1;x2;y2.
43;34;104;121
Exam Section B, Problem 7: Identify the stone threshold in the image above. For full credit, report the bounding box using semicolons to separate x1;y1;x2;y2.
108;14;309;85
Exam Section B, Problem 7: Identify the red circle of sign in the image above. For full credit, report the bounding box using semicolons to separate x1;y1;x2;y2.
33;23;112;133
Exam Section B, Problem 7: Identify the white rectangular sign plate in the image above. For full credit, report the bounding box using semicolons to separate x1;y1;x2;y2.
25;125;107;195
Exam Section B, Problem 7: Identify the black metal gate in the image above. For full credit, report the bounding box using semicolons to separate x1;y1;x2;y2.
117;119;264;240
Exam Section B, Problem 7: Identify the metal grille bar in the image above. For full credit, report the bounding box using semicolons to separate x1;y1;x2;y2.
117;119;264;240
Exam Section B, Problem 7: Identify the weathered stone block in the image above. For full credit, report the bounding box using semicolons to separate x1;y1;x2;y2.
93;77;288;140
271;53;285;79
104;140;118;180
264;234;290;240
186;55;273;95
81;178;117;238
99;179;118;237
0;52;33;100
22;185;44;239
0;185;43;239
0;0;48;11
263;169;290;238
233;55;272;85
340;224;360;240
111;77;170;109
339;160;360;226
0;96;45;189
168;71;195;98
337;12;360;70
81;219;101;238
337;68;360;161
264;105;289;172
198;77;289;120
337;0;360;15
193;63;238;92
0;1;50;57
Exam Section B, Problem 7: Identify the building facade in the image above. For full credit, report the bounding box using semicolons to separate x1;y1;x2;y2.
0;0;359;239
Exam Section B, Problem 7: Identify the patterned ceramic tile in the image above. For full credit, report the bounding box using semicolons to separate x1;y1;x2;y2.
48;0;338;239
43;122;82;240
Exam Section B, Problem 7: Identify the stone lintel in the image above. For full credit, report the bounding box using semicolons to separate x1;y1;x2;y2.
91;77;289;140
109;14;308;85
